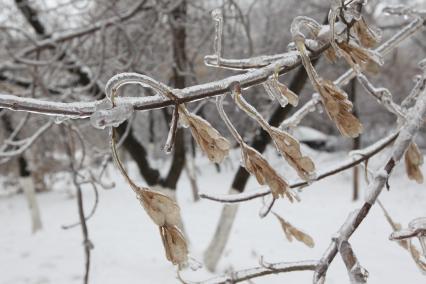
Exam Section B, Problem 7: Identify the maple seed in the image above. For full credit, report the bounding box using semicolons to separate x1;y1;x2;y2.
241;144;296;201
183;112;230;163
404;142;424;184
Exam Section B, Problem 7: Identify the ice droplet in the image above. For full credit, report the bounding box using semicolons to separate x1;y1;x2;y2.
90;103;134;129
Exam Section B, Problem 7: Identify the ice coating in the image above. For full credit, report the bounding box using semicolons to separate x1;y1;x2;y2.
90;103;134;129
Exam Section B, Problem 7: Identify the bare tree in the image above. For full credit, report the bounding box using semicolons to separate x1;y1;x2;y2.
0;0;425;283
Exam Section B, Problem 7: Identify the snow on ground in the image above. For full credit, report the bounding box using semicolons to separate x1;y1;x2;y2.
0;146;425;284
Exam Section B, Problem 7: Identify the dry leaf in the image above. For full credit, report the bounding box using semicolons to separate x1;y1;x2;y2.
268;127;315;181
137;189;181;227
404;142;424;184
241;144;296;201
353;18;382;48
273;213;315;248
318;79;363;138
183;112;230;163
160;225;188;267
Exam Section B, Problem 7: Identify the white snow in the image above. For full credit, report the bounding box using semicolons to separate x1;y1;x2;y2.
1;148;425;284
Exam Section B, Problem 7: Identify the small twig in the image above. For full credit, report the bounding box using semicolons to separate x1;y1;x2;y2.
200;132;397;203
61;181;99;230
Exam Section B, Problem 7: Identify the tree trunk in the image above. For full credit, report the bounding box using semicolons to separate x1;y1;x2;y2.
349;79;360;201
162;0;188;190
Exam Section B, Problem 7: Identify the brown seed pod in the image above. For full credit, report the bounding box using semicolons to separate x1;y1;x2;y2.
273;212;315;248
241;144;295;201
404;142;424;184
182;112;230;163
160;225;188;267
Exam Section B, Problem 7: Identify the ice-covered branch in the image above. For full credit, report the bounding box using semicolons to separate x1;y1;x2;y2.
356;73;405;118
0;120;53;161
1;16;423;122
313;85;426;283
199;131;397;203
337;240;368;284
180;260;318;284
16;0;151;57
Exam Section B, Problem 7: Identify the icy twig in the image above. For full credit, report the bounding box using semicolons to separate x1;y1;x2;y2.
383;5;426;18
180;260;318;284
401;58;426;110
200;131;397;203
0;120;53;160
356;73;405;119
314;86;426;283
16;0;150;57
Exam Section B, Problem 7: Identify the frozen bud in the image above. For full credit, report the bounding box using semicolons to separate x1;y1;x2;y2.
160;225;188;267
273;212;315;248
241;144;295;201
90;103;134;129
137;190;181;227
184;112;230;163
318;79;363;138
404;142;424;184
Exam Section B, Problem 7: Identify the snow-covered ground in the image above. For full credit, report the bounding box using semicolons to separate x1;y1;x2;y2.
1;147;425;284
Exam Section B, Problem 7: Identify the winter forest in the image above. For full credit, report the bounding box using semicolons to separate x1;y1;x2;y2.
0;0;425;283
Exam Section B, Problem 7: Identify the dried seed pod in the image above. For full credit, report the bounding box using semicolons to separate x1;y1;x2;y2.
183;112;230;163
273;213;315;248
324;47;338;63
137;189;181;227
241;144;295;201
230;82;315;180
160;225;188;267
337;41;383;73
405;142;424;184
353;18;382;48
268;127;315;180
318;79;363;138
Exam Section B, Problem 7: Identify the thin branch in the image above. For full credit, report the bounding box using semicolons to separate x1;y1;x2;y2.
200;131;397;203
313;86;426;283
180;260;318;284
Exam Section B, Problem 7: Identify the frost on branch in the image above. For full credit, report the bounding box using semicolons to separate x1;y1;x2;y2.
389;217;426;273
